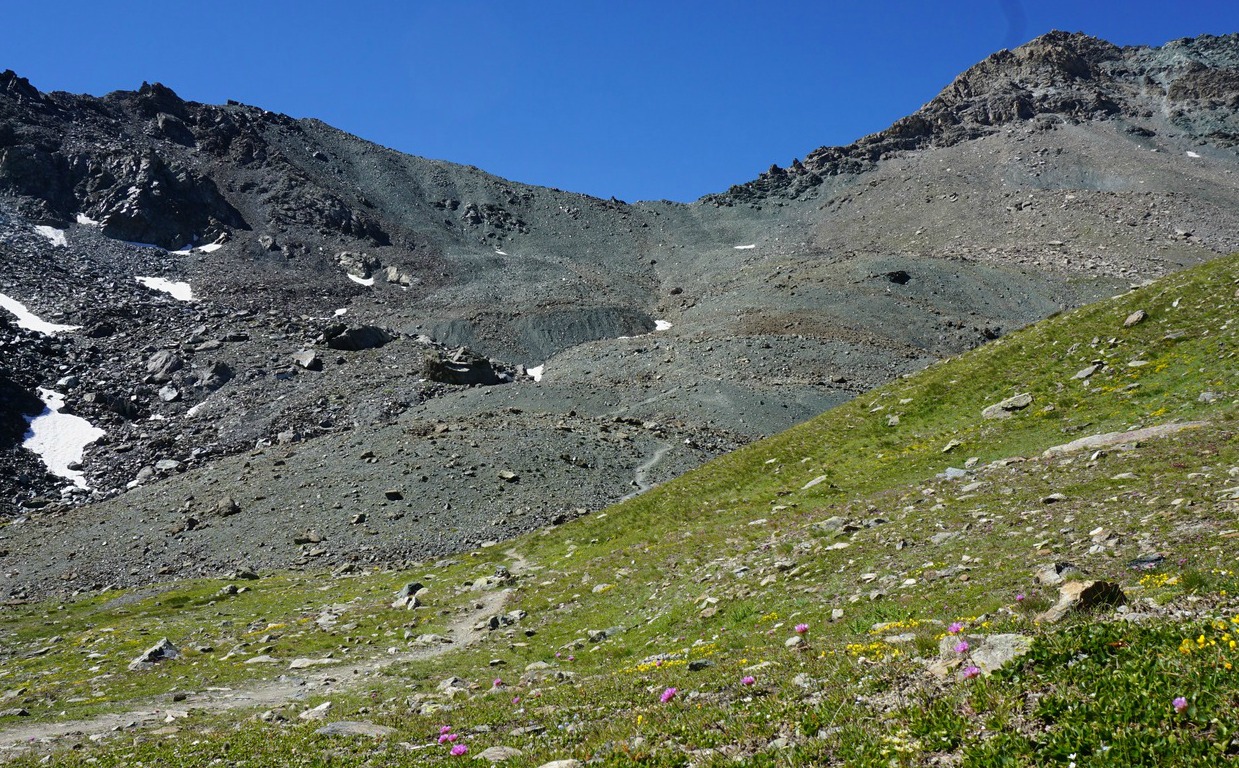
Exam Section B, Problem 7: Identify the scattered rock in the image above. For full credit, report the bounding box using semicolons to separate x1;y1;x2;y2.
982;393;1033;419
1036;580;1127;623
289;657;335;669
215;496;241;517
292;350;322;371
324;324;393;351
1123;309;1147;327
1043;422;1208;456
968;634;1033;675
1073;362;1104;380
298;701;333;720
475;746;524;763
1034;562;1078;586
316;721;396;738
128;638;179;671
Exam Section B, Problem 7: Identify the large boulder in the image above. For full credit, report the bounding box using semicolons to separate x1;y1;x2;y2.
422;346;503;385
324;325;394;351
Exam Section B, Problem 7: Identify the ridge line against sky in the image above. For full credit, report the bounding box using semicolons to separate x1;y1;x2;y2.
5;0;1239;202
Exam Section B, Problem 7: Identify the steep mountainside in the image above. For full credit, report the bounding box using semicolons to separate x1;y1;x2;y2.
0;31;1237;595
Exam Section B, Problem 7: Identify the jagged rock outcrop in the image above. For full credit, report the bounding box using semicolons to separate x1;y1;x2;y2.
709;31;1239;203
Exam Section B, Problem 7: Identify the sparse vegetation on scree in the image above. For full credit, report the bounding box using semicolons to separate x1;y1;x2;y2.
1;254;1236;765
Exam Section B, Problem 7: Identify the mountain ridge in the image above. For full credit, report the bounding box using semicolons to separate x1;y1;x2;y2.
0;30;1237;596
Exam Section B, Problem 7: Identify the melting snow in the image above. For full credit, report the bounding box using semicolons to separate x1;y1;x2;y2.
175;241;226;255
1187;151;1201;159
334;308;348;316
348;274;375;287
495;249;508;256
734;244;756;250
34;226;67;247
75;213;100;226
527;365;545;382
0;293;80;334
23;388;104;489
654;320;673;331
136;276;195;302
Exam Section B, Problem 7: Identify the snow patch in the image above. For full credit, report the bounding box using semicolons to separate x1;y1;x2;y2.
734;244;756;250
23;388;104;489
172;241;224;255
136;276;195;302
75;213;100;227
334;308;348;317
348;274;375;287
495;249;508;256
0;293;80;334
34;226;67;247
1186;151;1201;159
527;365;545;382
654;320;673;331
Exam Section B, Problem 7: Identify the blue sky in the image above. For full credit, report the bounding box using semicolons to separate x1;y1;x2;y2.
6;1;1238;202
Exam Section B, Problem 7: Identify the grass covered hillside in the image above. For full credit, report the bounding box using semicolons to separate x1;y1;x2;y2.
1;253;1236;766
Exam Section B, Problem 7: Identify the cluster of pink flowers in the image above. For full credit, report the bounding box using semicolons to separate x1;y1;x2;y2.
948;622;964;635
438;725;467;755
795;623;809;635
741;675;756;686
660;687;677;703
962;665;981;680
1173;696;1188;714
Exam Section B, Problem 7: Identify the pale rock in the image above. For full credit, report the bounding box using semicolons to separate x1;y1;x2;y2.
298;701;332;720
316;721;396;738
1036;580;1127;623
981;392;1033;419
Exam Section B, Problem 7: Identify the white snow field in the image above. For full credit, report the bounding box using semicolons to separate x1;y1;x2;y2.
23;389;105;489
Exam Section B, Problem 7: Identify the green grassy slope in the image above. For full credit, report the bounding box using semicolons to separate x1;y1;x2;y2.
1;254;1236;766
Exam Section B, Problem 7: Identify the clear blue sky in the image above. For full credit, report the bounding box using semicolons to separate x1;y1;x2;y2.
6;1;1238;202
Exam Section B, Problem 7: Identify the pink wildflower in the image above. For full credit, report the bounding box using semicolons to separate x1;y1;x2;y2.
438;734;451;744
948;622;964;634
493;678;504;687
1015;593;1025;602
440;726;452;735
450;744;468;756
512;696;521;704
795;623;809;635
1173;696;1188;714
568;655;575;661
741;676;756;686
962;666;981;680
660;687;677;703
954;641;969;654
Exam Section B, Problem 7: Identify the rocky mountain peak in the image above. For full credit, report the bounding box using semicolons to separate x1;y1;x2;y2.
709;31;1239;204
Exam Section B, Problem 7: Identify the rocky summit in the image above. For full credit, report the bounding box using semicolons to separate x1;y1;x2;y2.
2;31;1239;598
